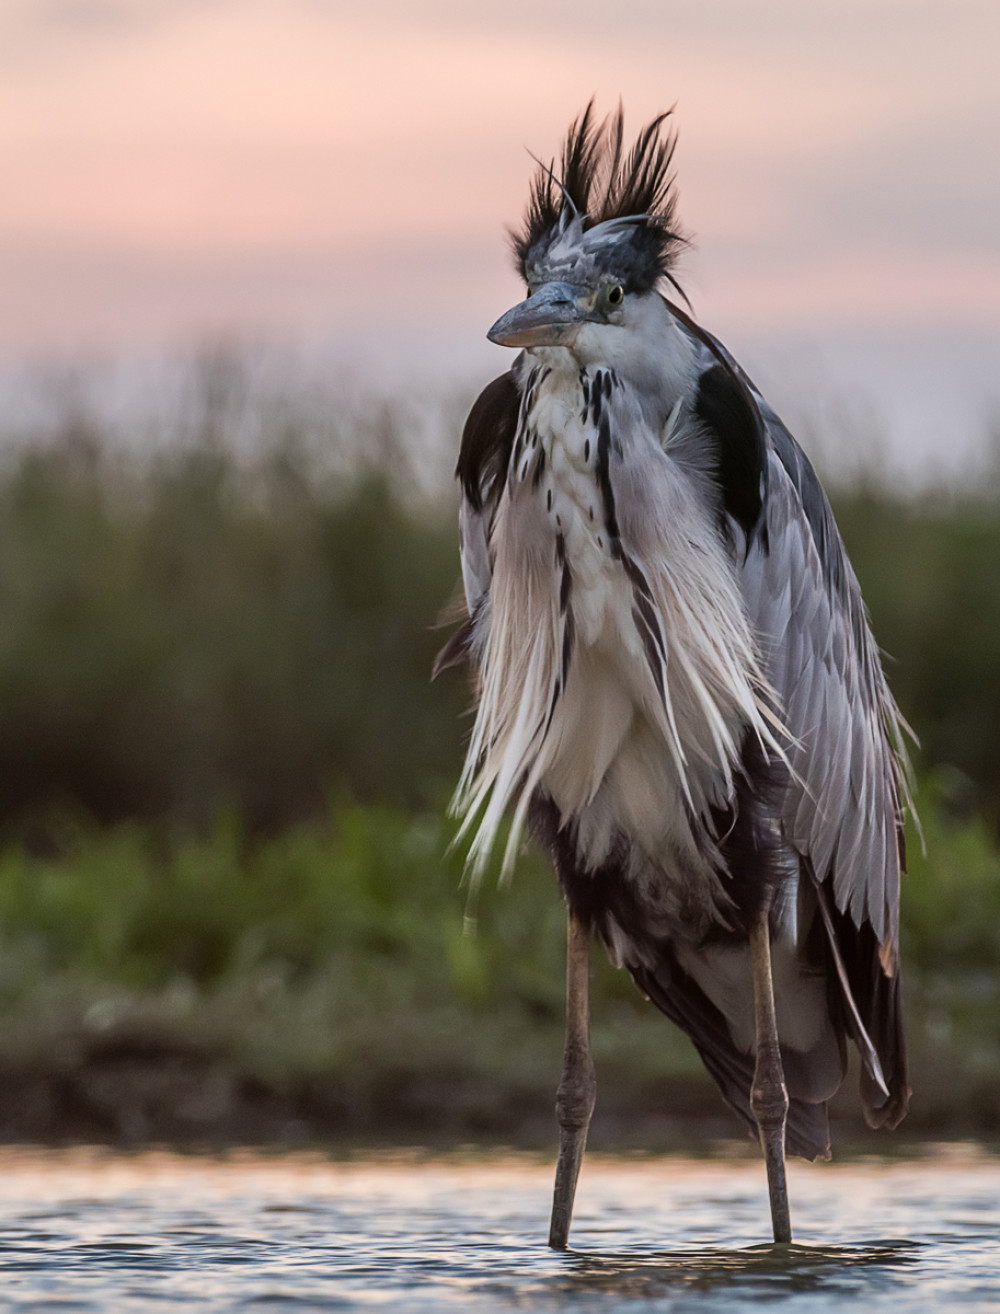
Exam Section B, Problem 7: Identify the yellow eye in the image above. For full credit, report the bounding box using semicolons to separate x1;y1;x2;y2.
607;284;624;306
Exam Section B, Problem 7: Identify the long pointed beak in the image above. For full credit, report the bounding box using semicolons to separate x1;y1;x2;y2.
487;281;598;348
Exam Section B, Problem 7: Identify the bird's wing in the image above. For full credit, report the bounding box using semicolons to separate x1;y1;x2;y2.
432;369;520;676
672;310;910;1128
741;409;911;954
743;412;912;1129
671;306;910;959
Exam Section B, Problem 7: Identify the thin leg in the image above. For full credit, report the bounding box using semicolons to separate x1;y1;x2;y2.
548;909;596;1250
749;900;793;1243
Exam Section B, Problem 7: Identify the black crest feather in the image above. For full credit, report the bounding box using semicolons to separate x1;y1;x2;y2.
511;101;688;295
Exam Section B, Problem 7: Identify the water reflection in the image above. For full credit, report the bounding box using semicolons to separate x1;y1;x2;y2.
0;1147;994;1310
564;1241;919;1301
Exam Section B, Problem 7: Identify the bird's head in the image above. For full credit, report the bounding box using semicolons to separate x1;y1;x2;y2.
488;103;688;365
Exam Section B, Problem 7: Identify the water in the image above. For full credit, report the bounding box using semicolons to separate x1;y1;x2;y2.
0;1145;996;1310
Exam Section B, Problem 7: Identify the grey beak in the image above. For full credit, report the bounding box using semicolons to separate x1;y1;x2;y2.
487;281;597;348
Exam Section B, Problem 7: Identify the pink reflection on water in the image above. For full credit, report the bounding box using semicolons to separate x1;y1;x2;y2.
0;1141;992;1208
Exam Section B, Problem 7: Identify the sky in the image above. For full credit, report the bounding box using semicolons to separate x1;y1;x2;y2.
3;0;1000;479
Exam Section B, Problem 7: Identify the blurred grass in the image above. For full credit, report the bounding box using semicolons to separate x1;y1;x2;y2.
0;802;696;1141
835;487;1000;830
0;430;466;835
0;368;997;1142
0;793;995;1144
1;392;1000;838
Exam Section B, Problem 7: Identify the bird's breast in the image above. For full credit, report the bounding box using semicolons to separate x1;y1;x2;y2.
502;364;718;856
456;359;773;935
511;365;627;647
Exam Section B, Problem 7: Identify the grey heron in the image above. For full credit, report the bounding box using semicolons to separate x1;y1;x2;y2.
435;103;911;1248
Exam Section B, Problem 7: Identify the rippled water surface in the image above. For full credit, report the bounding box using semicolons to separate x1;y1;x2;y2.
0;1146;997;1310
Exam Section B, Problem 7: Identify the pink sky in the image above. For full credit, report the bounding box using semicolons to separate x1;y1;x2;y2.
2;0;999;471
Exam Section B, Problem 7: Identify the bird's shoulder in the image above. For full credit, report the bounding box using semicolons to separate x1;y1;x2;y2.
456;368;522;514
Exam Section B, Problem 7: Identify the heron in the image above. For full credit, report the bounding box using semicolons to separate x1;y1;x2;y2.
435;103;911;1248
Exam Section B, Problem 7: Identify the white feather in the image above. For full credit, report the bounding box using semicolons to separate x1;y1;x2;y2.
453;344;785;931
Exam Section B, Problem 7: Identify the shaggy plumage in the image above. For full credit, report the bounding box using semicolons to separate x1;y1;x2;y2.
440;107;912;1180
512;101;688;297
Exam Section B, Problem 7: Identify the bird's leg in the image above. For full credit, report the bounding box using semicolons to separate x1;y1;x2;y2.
749;897;793;1244
548;908;596;1250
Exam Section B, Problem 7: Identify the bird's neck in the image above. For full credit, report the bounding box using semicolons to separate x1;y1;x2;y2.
523;295;696;424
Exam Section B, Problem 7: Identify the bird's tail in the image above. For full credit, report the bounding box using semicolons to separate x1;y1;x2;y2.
810;875;910;1132
623;877;909;1158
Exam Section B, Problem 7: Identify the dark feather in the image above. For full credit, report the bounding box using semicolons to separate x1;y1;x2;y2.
516;100;602;245
812;873;910;1129
705;732;791;935
456;371;520;513
695;363;768;543
632;951;832;1161
512;103;688;296
530;793;831;1160
435;370;521;677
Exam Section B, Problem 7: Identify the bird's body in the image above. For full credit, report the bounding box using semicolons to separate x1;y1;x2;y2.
460;344;772;922
438;104;910;1244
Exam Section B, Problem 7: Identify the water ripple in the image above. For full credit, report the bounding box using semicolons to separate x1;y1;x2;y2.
0;1148;995;1310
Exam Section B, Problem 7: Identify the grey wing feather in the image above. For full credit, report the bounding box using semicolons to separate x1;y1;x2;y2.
459;497;492;614
740;406;910;954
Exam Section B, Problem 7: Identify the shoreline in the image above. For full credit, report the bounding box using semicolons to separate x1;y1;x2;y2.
0;1045;994;1152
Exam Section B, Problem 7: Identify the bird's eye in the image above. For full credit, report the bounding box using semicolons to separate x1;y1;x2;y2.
607;284;624;306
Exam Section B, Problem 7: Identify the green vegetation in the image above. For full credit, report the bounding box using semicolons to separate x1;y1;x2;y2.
0;429;465;834
0;794;995;1144
0;374;997;1144
836;488;1000;831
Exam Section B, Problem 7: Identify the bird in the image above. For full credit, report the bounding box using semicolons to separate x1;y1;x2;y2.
434;102;912;1248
